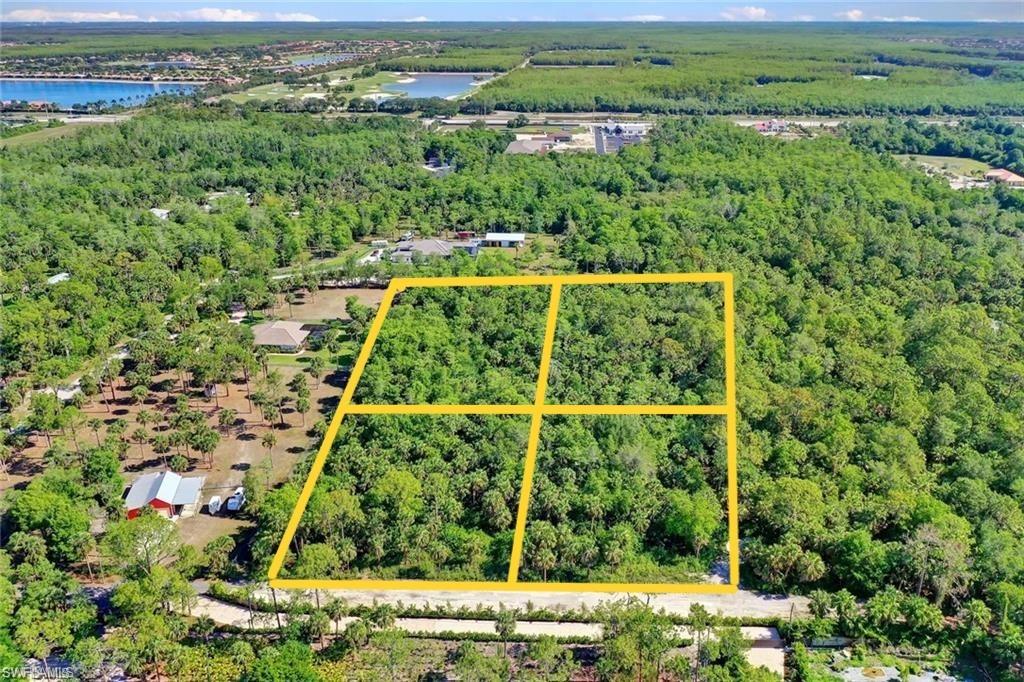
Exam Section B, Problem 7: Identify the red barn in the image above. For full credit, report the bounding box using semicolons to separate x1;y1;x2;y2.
124;471;205;519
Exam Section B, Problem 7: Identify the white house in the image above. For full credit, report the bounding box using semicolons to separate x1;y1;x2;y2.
482;232;526;248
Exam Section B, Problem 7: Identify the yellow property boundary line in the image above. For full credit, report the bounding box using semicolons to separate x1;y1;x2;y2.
269;273;740;594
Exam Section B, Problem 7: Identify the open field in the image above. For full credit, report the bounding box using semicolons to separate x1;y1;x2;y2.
0;121;102;147
895;154;993;177
223;68;406;103
276;286;387;322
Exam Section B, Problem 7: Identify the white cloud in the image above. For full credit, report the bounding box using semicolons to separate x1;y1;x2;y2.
835;9;864;21
792;14;815;22
876;15;922;22
721;6;769;21
273;12;320;22
402;16;429;22
2;8;140;22
176;7;260;22
623;14;666;22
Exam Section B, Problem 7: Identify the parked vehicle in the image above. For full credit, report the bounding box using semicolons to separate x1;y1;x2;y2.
225;487;246;512
207;495;222;514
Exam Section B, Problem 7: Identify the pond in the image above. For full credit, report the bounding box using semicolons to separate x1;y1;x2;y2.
0;79;197;109
381;73;491;100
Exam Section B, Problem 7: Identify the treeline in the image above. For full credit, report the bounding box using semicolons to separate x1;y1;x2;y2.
478;62;1024;115
841;116;1024;174
378;47;524;73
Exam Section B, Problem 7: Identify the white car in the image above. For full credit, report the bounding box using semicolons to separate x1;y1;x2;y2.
207;495;222;515
225;487;246;512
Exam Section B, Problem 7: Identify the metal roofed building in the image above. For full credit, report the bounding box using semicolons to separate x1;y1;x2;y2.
125;471;205;519
482;232;526;248
390;239;480;264
504;138;554;155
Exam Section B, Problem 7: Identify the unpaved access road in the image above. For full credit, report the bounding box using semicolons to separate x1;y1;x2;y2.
192;595;788;675
252;585;809;620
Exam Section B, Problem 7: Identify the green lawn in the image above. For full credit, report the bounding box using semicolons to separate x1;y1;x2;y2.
895;154;992;177
0;123;102;148
266;347;330;368
271;243;375;277
224;68;404;103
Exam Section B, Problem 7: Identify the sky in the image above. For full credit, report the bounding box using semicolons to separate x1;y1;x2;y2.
1;1;1021;24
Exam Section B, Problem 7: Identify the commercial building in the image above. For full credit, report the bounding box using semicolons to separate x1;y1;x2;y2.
594;122;651;154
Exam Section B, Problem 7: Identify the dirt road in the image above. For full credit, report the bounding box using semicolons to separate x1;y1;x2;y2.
192;594;788;675
253;585;808;620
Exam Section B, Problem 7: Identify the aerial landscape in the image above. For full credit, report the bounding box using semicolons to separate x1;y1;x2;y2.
1;1;1023;680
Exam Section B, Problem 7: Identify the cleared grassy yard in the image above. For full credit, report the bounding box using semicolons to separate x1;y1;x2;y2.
0;122;102;148
896;154;993;177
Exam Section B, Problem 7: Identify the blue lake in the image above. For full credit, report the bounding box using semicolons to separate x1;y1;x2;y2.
0;79;197;109
381;73;490;99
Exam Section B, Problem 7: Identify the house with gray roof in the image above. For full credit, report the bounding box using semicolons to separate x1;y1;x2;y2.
251;320;310;352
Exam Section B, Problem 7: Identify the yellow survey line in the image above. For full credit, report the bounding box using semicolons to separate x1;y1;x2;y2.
541;404;729;415
391;272;729;289
506;282;562;583
268;273;741;596
722;273;740;587
270;577;738;594
344;403;728;415
267;284;399;581
345;403;535;415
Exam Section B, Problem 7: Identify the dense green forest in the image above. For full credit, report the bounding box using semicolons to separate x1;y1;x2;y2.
2;106;1023;676
841;116;1024;174
354;286;550;405
522;415;727;583
287;414;528;581
547;284;725;405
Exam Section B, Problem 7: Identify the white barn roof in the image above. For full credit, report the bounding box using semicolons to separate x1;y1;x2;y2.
484;232;526;242
125;471;204;509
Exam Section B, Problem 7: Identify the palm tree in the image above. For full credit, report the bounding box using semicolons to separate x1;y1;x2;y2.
152;433;172;468
308;355;326;388
263;404;280;429
295;396;310;426
131;428;149;459
0;442;10;481
218;408;238;434
261;432;277;464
